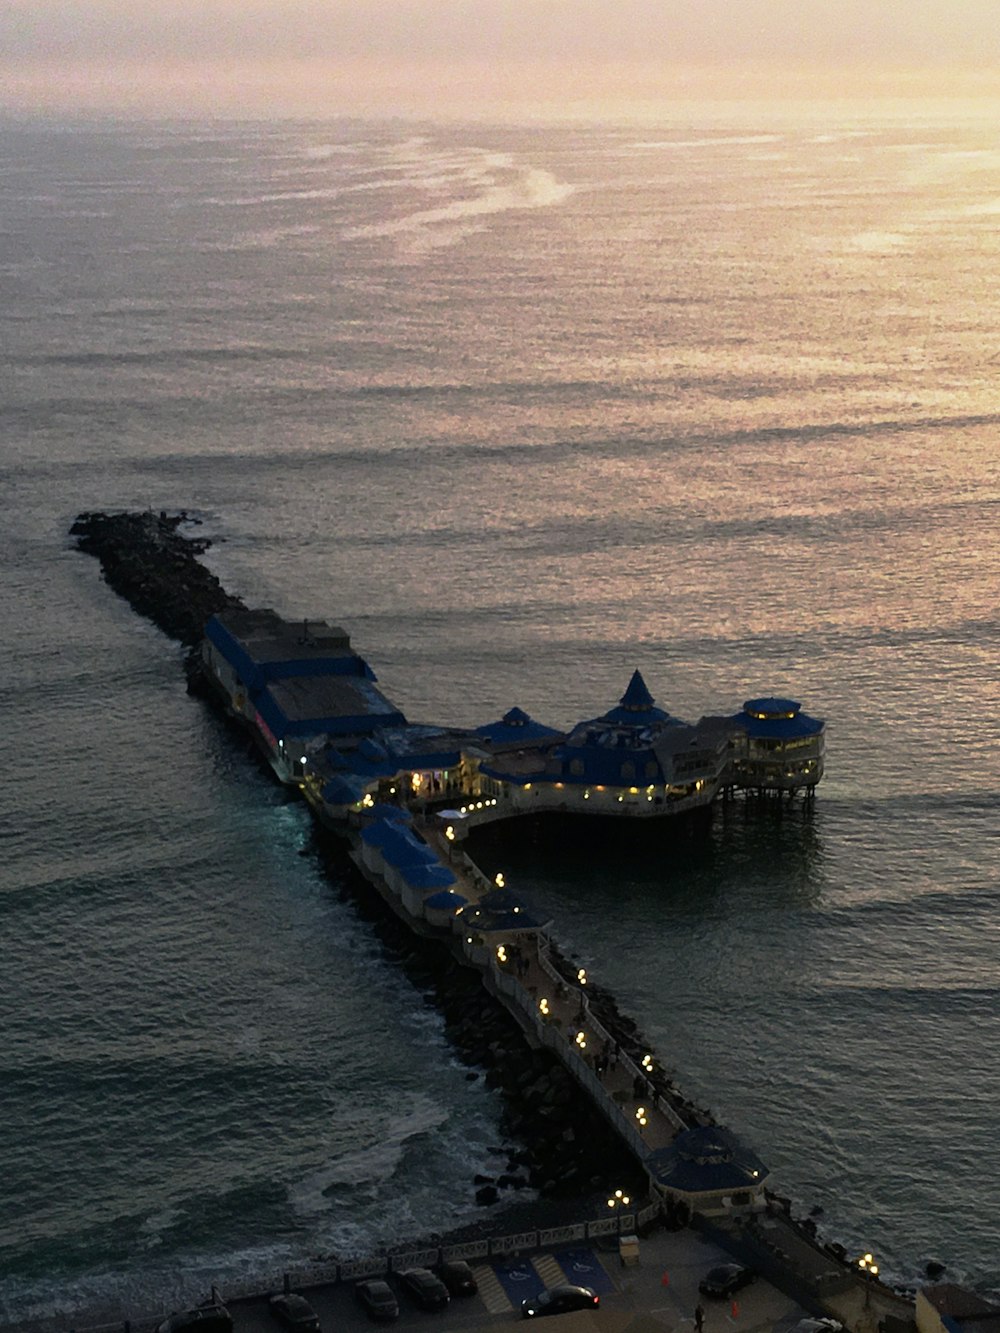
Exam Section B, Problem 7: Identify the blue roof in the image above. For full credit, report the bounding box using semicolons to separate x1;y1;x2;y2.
322;774;369;805
365;803;411;823
465;905;548;932
425;889;468;909
254;677;405;741
733;698;824;739
400;863;457;890
646;1126;769;1195
360;819;403;848
479;886;529;913
378;825;440;869
464;885;548;932
326;729;463;781
205;614;377;691
622;670;655;711
601;670;672;727
474;707;563;746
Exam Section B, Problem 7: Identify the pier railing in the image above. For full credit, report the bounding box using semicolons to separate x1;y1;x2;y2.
216;1204;660;1303
535;940;687;1134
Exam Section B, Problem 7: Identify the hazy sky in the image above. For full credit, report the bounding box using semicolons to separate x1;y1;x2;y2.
3;0;1000;118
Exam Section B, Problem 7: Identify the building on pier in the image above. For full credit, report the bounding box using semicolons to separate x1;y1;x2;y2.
727;697;825;794
202;608;405;783
199;609;825;828
646;1125;770;1218
472;671;733;822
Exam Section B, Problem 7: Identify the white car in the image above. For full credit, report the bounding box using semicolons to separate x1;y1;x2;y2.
788;1319;844;1333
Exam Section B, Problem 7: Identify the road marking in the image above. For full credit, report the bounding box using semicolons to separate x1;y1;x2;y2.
533;1255;565;1287
474;1264;512;1315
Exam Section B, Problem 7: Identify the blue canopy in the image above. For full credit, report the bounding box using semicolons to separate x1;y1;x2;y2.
400;863;457;890
360;819;402;849
322;774;369;805
379;824;440;869
425;889;468;909
365;803;411;823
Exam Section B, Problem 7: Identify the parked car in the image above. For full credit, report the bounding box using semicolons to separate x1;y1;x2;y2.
355;1279;400;1322
521;1285;600;1319
435;1259;478;1296
155;1306;233;1333
699;1264;755;1298
269;1292;321;1330
397;1267;451;1310
788;1320;844;1333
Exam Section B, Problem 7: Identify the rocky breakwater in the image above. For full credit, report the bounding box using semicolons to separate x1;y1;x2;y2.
71;510;652;1218
71;510;244;653
442;973;648;1206
316;843;649;1213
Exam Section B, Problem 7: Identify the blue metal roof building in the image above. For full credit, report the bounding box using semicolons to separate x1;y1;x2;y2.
732;697;824;741
480;670;691;791
203;607;406;745
646;1125;769;1206
728;697;826;793
474;707;563;748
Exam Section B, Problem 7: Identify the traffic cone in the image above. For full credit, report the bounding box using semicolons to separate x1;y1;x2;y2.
731;1301;740;1320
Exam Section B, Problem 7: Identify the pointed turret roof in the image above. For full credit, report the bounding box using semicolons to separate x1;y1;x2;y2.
599;670;672;727
620;669;655;713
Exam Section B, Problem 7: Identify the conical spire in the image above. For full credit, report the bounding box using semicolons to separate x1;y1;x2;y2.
620;669;655;713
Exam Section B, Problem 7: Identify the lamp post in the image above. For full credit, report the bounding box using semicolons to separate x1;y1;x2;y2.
858;1253;879;1308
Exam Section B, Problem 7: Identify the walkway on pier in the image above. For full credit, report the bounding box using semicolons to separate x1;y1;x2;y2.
414;813;689;1164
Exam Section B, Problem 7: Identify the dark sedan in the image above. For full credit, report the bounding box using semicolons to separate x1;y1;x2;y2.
521;1285;600;1319
397;1268;451;1311
698;1264;754;1298
355;1279;400;1322
435;1260;478;1296
268;1293;320;1331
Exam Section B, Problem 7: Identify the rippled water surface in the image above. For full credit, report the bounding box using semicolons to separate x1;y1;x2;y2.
2;112;999;1323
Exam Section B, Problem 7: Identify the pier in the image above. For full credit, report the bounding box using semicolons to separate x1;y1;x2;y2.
65;511;918;1333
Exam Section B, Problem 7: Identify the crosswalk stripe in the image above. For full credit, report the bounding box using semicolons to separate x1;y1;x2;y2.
474;1264;512;1315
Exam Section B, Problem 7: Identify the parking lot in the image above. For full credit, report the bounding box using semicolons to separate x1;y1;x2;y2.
224;1226;806;1333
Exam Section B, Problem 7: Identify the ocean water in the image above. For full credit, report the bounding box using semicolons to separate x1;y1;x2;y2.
2;110;999;1325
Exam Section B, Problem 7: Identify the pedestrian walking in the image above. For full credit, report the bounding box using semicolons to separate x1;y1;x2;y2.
695;1304;705;1333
